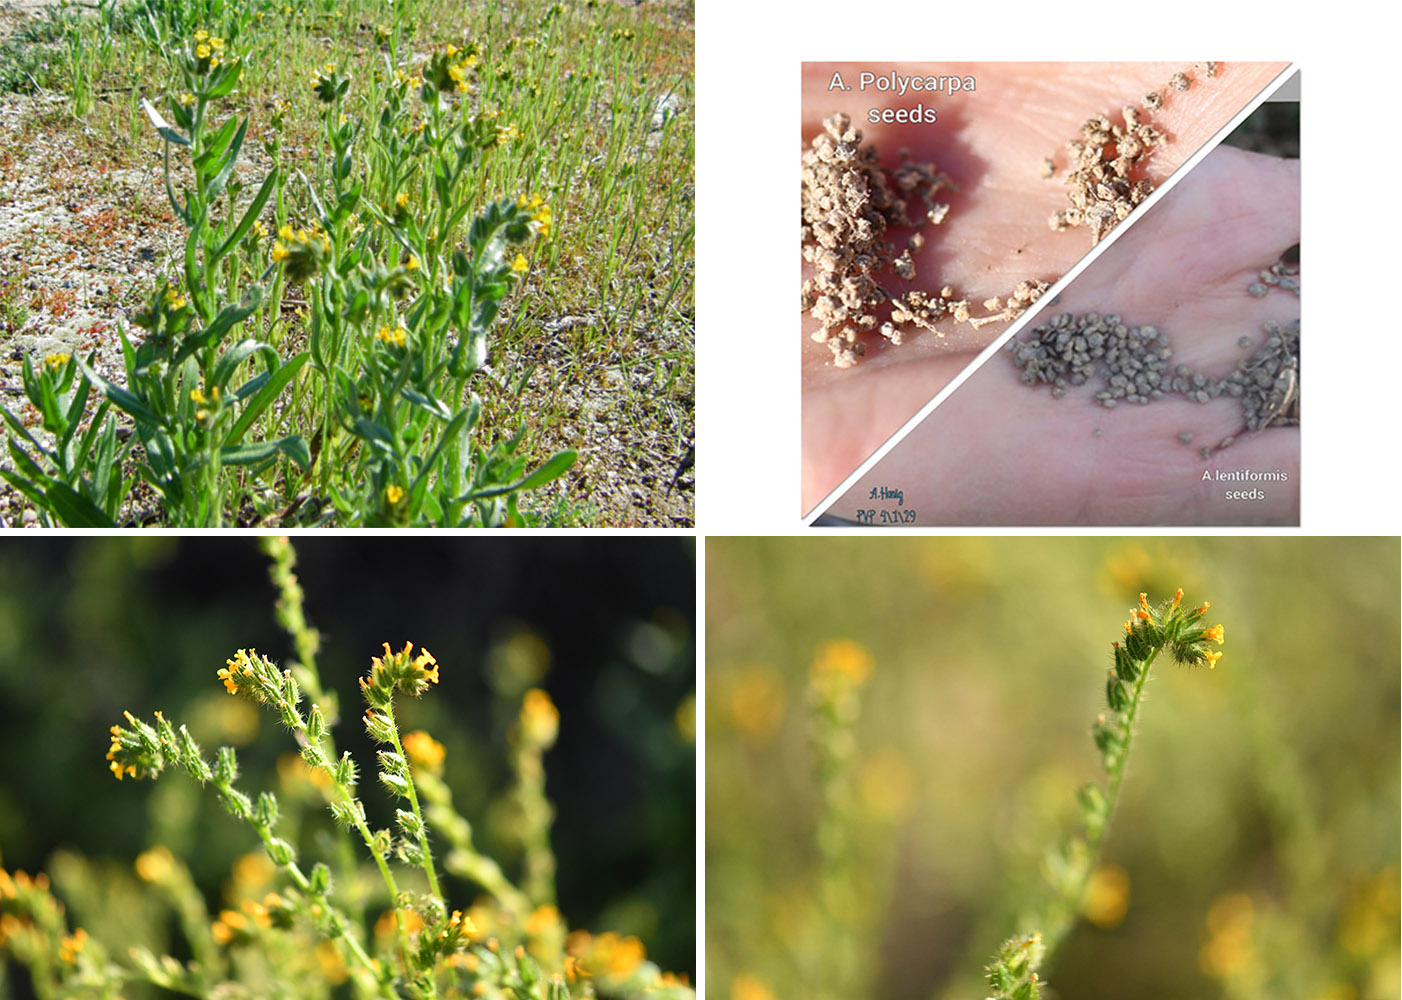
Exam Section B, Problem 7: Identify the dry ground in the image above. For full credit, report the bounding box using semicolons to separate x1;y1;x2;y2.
0;0;695;527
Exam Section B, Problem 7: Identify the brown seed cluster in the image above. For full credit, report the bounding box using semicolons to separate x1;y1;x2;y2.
800;113;1050;367
800;113;955;368
1047;108;1166;244
1045;65;1216;245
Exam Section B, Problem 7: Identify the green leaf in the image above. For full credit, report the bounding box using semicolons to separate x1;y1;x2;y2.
196;116;241;174
407;406;471;496
1;404;49;456
224;352;307;447
212;168;277;267
0;466;50;509
513;449;577;491
42;482;117;527
458;449;576;502
211;336;276;390
205;63;243;100
175;286;266;365
76;356;161;425
143;429;180;482
5;437;51;486
352;418;398;453
221;435;311;471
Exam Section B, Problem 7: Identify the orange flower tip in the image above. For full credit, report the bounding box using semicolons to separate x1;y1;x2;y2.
1204;650;1222;668
1136;609;1151;621
1138;593;1149;609
1172;588;1184;608
1205;624;1225;644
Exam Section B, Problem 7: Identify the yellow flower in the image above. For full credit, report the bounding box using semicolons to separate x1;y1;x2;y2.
362;641;439;704
405;254;420;271
401;730;445;773
217;653;252;695
134;845;176;884
1204;650;1222;669
731;974;777;1000
191;384;219;421
43;352;71;370
1204;624;1225;644
395;191;410;210
1083;863;1131;928
376;323;407;348
59;928;87;964
526;904;561;938
811;639;873;685
384;483;405;504
106;710;141;780
520;688;559;746
196;43;211;59
511;253;528;275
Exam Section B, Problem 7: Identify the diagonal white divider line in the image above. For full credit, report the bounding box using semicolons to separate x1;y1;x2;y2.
802;61;1300;526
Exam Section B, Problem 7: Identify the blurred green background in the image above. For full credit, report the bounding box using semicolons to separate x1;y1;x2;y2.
706;537;1398;1000
0;537;695;988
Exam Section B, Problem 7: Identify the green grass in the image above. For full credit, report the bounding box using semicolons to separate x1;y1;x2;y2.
1;0;694;526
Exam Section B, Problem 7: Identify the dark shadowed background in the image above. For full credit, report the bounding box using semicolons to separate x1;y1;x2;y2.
0;536;695;989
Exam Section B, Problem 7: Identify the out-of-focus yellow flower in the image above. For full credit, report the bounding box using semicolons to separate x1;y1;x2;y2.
135;845;176;884
374;907;425;940
316;940;348;984
730;973;777;1000
1200;892;1257;980
401;730;445;773
674;693;695;743
59;928;87;964
722;666;784;745
1083;863;1130;929
520;688;559;747
526;904;561;938
229;851;275;894
810;639;873;686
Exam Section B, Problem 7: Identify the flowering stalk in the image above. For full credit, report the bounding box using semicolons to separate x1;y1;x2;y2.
104;703;394;997
360;643;445;902
414;758;535;920
806;640;874;1000
985;589;1226;1000
260;535;327;707
513;689;561;907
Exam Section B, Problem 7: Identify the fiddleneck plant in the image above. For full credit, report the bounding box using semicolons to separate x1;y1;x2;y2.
0;540;691;1000
984;589;1226;1000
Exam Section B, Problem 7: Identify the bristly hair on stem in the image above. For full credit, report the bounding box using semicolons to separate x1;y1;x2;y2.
984;589;1225;1000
